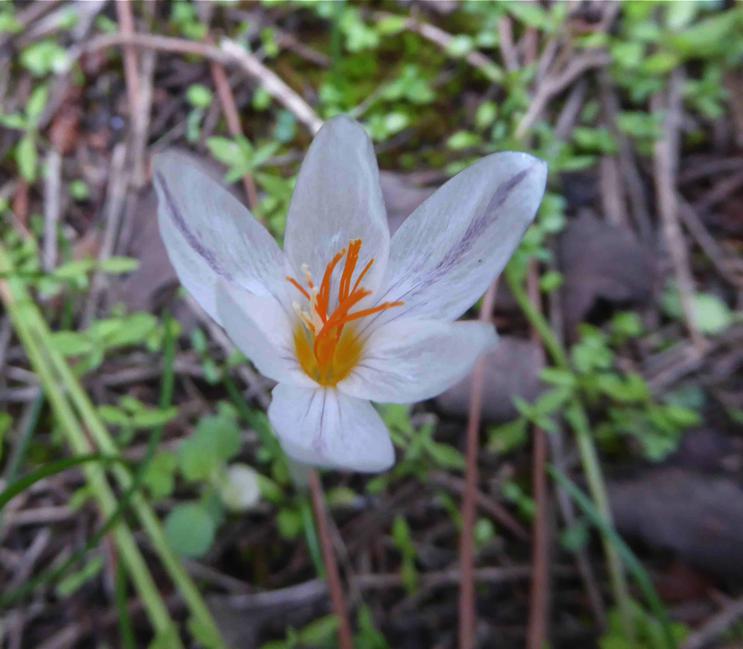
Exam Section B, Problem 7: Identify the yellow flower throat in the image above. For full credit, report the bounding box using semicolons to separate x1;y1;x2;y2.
287;239;402;386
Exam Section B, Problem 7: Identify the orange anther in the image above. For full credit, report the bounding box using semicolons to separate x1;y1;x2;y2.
286;240;403;386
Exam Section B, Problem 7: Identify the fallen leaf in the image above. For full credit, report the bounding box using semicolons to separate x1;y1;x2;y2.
559;212;655;335
436;336;545;423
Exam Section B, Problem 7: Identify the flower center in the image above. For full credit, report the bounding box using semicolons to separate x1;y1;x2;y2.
287;239;403;386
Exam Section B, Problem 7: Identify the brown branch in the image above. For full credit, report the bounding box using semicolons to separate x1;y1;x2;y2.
498;16;519;72
75;32;322;134
515;49;611;139
683;596;743;649
308;470;354;649
206;38;260;211
526;264;550;649
115;0;140;119
652;70;705;349
458;280;497;649
372;11;501;81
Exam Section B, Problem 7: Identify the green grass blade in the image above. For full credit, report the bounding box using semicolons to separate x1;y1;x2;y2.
0;262;181;645
550;467;678;649
0;453;125;511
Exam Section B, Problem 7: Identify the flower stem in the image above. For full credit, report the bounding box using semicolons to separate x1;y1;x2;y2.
308;469;354;649
505;264;635;639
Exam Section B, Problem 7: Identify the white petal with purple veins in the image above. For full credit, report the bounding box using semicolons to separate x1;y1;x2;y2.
268;383;394;472
284;116;390;298
375;152;546;324
154;150;289;325
339;318;497;403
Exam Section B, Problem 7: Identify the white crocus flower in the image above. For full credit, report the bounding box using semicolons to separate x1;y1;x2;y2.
154;116;546;473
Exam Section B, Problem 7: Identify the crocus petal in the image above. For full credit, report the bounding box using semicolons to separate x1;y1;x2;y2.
375;152;546;323
216;281;314;387
338;318;496;403
268;383;394;472
154;150;288;325
284;116;390;295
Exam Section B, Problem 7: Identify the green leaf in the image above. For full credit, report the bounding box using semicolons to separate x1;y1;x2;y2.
55;555;104;597
143;452;177;500
26;85;49;122
692;293;733;335
99;256;140;274
0;113;27;130
426;441;465;470
50;331;94;357
206;136;241;166
668;8;743;59
0;11;22;34
325;486;357;508
375;14;406;35
277;506;303;539
17;134;37;182
446;130;480;150
69;179;90;201
446;35;474;58
539;367;576;389
20;40;68;77
179;410;242;481
186;83;213;109
539;270;564;293
130;407;178;430
98;405;131;427
506;0;549;29
487;418;527;455
90;313;158;348
164;503;215;558
299;615;339;645
53;259;95;281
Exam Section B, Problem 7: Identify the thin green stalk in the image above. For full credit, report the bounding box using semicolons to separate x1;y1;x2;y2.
0;454;124;512
4;392;44;483
116;560;137;649
0;273;179;643
8;272;226;648
551;468;677;649
505;264;635;637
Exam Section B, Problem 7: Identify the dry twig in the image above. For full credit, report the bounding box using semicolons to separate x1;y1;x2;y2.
458;280;497;649
308;470;354;649
207;39;260;211
652;70;705;349
75;32;323;134
526;264;550;649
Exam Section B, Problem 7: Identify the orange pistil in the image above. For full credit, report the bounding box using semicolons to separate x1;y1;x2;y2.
287;239;403;386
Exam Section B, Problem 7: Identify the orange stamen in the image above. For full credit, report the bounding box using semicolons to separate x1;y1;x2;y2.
351;258;374;294
286;239;403;386
316;248;346;321
338;300;404;324
286;276;311;301
339;239;362;302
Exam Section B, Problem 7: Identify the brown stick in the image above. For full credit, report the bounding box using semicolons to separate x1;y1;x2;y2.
652;70;705;349
526;264;550;649
115;0;140;119
75;32;322;134
458;281;497;649
208;45;260;211
308;470;354;649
